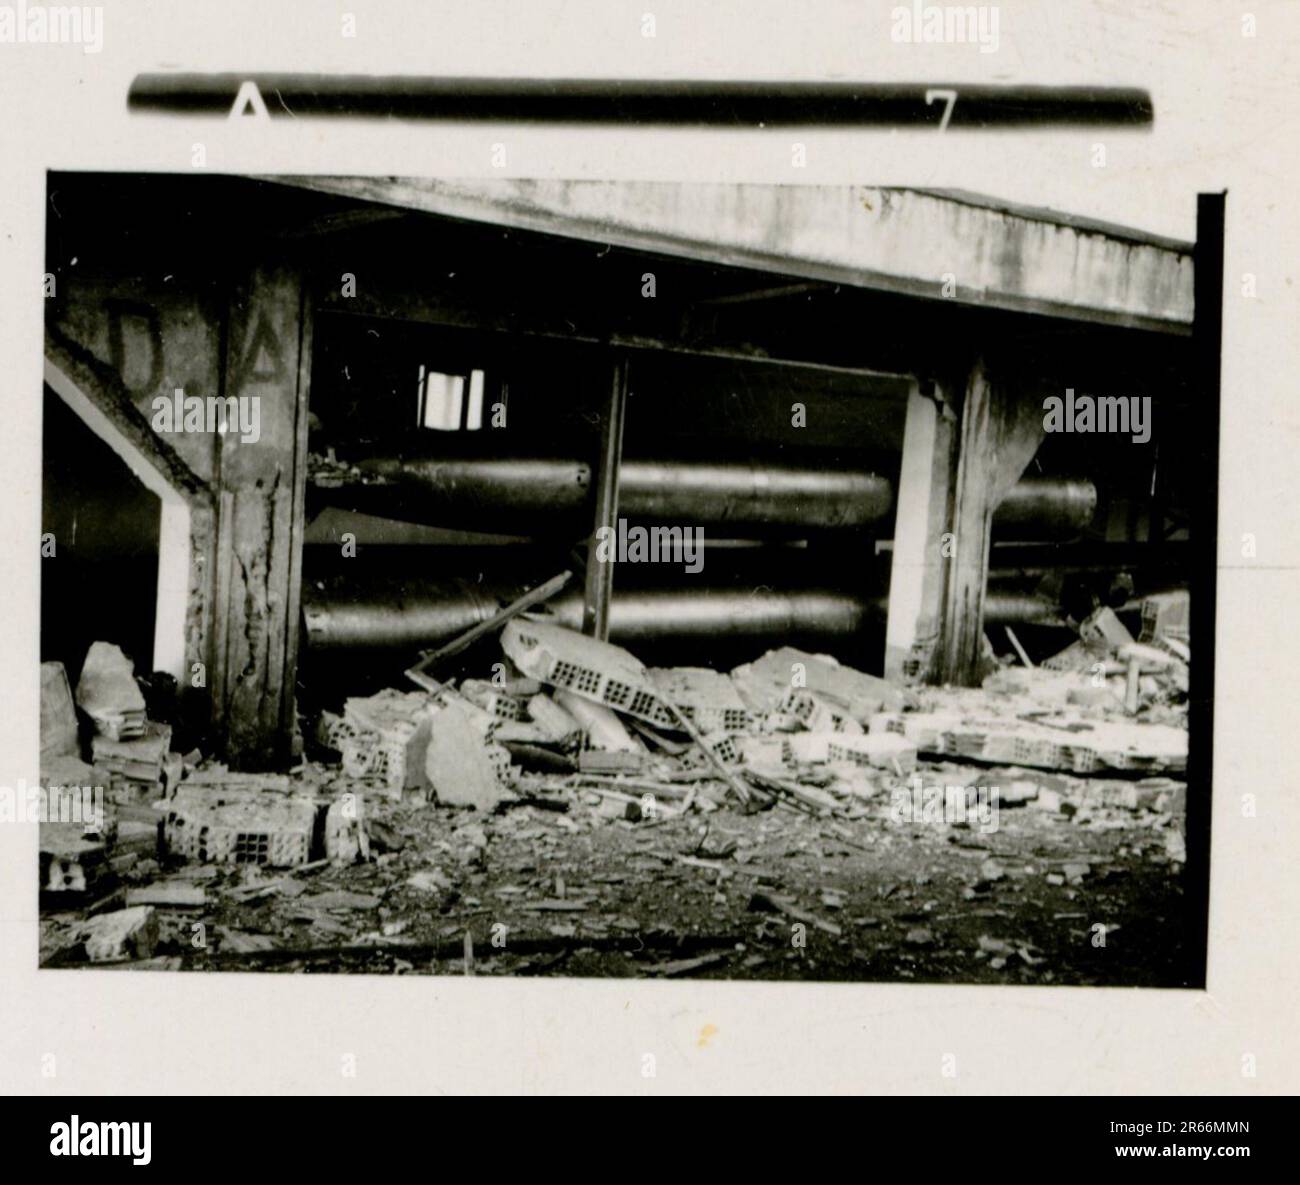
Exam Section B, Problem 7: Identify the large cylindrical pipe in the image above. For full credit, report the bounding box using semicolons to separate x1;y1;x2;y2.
330;456;1092;539
993;477;1097;539
301;576;1062;655
343;456;895;534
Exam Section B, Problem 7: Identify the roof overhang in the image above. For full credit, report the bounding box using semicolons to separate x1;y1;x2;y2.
274;178;1194;335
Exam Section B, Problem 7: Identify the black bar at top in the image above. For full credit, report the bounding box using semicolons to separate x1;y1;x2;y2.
128;74;1153;128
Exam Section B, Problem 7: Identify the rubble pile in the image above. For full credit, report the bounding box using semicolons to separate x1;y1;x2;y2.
37;590;1193;979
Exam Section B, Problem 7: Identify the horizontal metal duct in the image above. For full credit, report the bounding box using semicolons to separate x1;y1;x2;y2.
320;457;1094;539
301;576;1063;655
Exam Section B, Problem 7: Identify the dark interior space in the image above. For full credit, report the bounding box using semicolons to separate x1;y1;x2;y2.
41;384;160;683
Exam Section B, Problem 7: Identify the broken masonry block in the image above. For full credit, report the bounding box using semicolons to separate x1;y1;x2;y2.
783;731;918;772
1039;640;1097;673
775;687;864;735
324;794;369;864
524;693;583;741
170;766;292;801
730;646;904;721
90;721;172;786
502;620;679;730
124;882;207;908
425;698;512;810
164;796;317;867
553;689;642;753
493;720;571;747
335;689;433;799
77;905;159;963
734;734;786;767
1078;606;1135;654
647;667;754;734
75;642;147;740
692;731;742;767
1139;590;1190;644
577;749;646;774
459;679;529;722
830;732;918;773
902;710;1186;776
40;661;79;760
40;823;107;894
112;819;160;859
868;711;907;735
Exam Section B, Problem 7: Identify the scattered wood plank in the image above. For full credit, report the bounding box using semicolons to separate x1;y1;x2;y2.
639;951;730;977
125;883;207;908
405;569;573;687
660;698;751;805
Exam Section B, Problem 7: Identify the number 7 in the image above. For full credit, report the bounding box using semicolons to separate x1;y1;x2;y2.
925;88;958;132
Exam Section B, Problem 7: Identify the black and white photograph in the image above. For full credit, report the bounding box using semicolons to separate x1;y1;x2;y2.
2;0;1297;1128
38;171;1214;986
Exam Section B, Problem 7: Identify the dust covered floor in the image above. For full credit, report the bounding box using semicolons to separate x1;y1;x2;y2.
40;762;1191;985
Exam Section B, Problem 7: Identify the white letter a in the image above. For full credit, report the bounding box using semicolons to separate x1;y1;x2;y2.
229;81;270;121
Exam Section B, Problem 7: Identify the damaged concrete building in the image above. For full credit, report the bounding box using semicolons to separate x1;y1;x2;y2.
39;175;1213;982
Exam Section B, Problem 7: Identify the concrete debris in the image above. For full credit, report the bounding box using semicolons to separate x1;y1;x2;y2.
125;882;207;908
41;661;79;759
38;754;99;809
748;890;842;935
503;619;681;729
75;641;147;740
731;647;906;720
41;824;106;894
648;667;753;733
459;678;529;722
91;722;171;789
165;796;317;867
324;795;369;864
333;689;434;799
39;612;1189;983
553;690;642;753
1140;591;1189;643
425;697;512;810
775;686;865;735
783;731;918;772
578;749;646;774
904;707;1187;775
639;951;730;977
524;693;582;742
1078;606;1134;653
181;765;292;796
77;905;158;963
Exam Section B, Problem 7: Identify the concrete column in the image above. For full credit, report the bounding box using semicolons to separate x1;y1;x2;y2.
213;266;311;768
884;379;959;683
935;360;1044;685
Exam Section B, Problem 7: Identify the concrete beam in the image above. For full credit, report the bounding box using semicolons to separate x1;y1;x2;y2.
284;179;1193;333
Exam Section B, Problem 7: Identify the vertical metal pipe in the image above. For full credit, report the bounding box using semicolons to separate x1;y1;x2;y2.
583;356;629;639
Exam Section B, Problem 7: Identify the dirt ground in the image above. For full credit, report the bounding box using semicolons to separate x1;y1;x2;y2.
40;762;1192;986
